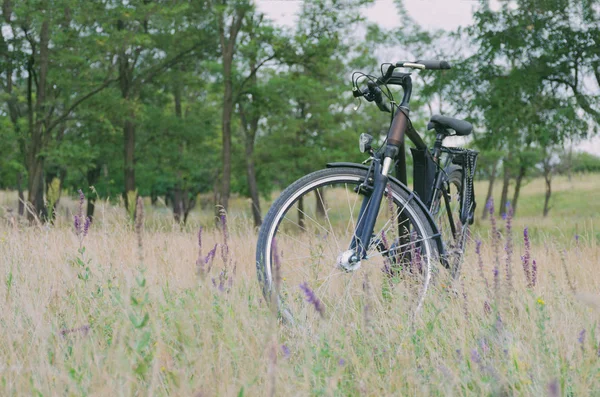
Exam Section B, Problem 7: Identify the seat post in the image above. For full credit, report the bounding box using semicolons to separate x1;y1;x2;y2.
432;132;445;162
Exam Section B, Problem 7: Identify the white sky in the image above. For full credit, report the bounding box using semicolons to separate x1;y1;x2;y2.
256;0;600;155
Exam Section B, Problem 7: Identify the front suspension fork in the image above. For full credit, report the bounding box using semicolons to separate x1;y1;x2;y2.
351;156;394;259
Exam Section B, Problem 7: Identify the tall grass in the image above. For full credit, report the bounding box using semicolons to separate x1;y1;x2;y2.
0;190;599;395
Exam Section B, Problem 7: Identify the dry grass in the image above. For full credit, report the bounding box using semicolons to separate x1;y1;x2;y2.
0;180;599;396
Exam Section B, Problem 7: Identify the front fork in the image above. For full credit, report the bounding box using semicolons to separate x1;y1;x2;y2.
351;155;394;259
349;102;411;261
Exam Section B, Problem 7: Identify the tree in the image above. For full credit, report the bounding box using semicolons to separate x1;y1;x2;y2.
2;1;116;220
105;0;206;210
213;0;252;211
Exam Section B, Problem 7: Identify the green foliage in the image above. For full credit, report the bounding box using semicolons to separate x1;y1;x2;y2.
569;152;600;174
0;0;598;222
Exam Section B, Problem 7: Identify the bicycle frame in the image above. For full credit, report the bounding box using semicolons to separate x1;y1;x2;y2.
350;74;440;260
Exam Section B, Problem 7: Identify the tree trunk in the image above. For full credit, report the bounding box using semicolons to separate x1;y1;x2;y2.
217;8;247;211
498;156;511;217
26;160;46;221
123;114;136;208
245;144;262;227
481;160;498;220
315;188;326;218
172;82;185;223
220;57;233;211
118;24;136;210
543;161;552;217
298;195;305;230
172;187;184;223
183;194;196;225
26;19;50;221
17;172;24;216
239;95;261;227
511;164;526;216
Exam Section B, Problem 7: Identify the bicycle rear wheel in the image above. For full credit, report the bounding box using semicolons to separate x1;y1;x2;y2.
430;165;468;278
256;167;440;320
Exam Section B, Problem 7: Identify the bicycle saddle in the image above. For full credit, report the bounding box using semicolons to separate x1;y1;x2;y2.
427;114;473;136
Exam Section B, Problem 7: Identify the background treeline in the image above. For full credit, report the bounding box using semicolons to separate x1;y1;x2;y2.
1;0;599;225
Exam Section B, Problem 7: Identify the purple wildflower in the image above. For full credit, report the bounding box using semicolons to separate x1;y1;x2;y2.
461;279;469;321
74;214;81;235
78;189;85;207
493;266;500;297
204;244;218;274
196;227;204;275
455;349;463;362
575;234;580;243
281;344;290;359
60;324;90;337
532;259;537;287
488;199;501;291
83;216;91;237
198;227;203;254
73;189;91;244
470;348;481;364
475;240;489;290
578;328;586;347
522;227;532;287
380;231;389;252
548;378;559;397
299;282;324;317
338;358;345;366
504;203;513;290
483;301;492;315
386;183;394;221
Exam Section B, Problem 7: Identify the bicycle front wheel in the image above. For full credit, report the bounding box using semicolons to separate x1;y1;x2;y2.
256;167;440;319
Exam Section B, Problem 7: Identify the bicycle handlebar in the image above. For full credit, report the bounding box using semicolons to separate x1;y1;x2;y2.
396;60;451;70
354;59;449;113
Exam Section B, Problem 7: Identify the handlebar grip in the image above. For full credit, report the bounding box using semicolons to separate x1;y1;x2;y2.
414;60;451;70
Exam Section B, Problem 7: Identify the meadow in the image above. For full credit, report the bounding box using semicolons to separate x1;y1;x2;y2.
0;173;599;396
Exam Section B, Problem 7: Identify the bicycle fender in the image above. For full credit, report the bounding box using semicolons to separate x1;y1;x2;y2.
326;162;444;257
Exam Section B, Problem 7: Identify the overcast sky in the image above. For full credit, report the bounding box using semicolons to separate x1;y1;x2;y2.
255;0;600;155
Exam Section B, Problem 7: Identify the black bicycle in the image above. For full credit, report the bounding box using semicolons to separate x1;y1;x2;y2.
256;60;478;316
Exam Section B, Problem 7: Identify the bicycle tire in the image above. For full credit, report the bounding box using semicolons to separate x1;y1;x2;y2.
256;167;440;319
431;165;468;278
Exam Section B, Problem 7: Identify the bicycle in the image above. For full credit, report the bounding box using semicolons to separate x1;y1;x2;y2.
256;60;478;317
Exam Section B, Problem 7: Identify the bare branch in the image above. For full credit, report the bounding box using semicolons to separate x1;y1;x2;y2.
137;44;201;86
46;76;117;134
234;53;277;102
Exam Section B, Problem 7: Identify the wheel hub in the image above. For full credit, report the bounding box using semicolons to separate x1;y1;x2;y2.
336;250;361;272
